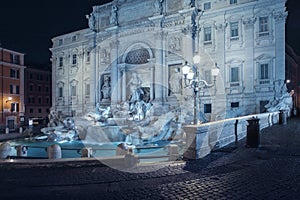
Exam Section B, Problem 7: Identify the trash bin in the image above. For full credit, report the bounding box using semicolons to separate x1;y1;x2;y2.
246;117;260;148
279;110;287;125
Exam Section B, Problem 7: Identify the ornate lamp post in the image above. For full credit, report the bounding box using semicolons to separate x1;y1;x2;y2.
182;55;219;124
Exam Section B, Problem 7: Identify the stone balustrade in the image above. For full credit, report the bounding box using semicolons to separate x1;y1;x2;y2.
183;112;280;160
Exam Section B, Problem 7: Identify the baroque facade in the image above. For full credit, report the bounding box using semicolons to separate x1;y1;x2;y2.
51;0;287;121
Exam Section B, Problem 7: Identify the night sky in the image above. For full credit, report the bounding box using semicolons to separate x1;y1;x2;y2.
0;0;299;67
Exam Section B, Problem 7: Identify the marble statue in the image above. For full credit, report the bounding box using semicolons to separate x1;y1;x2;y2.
110;5;118;26
169;68;181;94
48;109;61;127
87;13;96;32
266;83;294;113
154;0;164;15
266;90;294;112
101;76;111;101
127;72;143;102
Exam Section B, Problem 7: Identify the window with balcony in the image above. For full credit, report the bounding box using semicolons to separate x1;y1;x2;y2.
259;16;269;37
230;22;239;40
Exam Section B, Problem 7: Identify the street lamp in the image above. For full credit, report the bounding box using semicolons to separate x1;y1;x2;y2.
182;56;219;124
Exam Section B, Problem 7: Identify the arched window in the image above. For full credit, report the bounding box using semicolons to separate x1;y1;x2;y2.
125;48;150;64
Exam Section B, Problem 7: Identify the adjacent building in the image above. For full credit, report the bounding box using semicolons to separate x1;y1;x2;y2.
285;44;300;114
51;0;287;121
24;66;52;124
0;46;25;131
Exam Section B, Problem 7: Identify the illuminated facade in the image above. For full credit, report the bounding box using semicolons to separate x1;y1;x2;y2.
51;0;287;120
0;47;25;131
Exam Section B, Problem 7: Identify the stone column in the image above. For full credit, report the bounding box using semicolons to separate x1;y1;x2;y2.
215;23;226;95
89;37;98;109
243;17;256;94
119;64;127;102
274;12;287;81
155;31;164;102
110;40;119;105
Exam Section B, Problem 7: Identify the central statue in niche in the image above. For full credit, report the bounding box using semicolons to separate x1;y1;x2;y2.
127;71;151;121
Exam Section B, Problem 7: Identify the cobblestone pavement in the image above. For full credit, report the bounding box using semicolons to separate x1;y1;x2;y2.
0;118;300;199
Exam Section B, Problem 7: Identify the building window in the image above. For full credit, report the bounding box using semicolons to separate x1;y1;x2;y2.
10;69;19;79
58;87;63;98
71;85;77;96
29;84;34;91
59;57;63;67
85;84;90;96
38;97;42;104
72;35;77;42
204;27;212;45
16;85;19;94
58;39;63;46
29;73;33;79
204;2;211;10
230;22;239;40
45;86;49;92
259;16;269;36
46;97;49;104
28;97;35;104
37;74;43;81
72;54;77;65
86;51;90;63
204;104;212;113
10;85;19;94
10;54;20;64
259;63;270;84
38;86;42;92
230;67;240;86
29;108;33;113
38;108;42;113
231;102;239;108
230;0;237;4
10;103;19;112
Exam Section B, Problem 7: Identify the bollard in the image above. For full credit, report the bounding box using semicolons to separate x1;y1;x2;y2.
124;153;138;168
81;147;93;158
0;142;11;159
16;145;27;157
279;110;287;125
19;127;23;133
168;144;179;161
246;117;260;148
47;144;62;159
5;128;9;134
